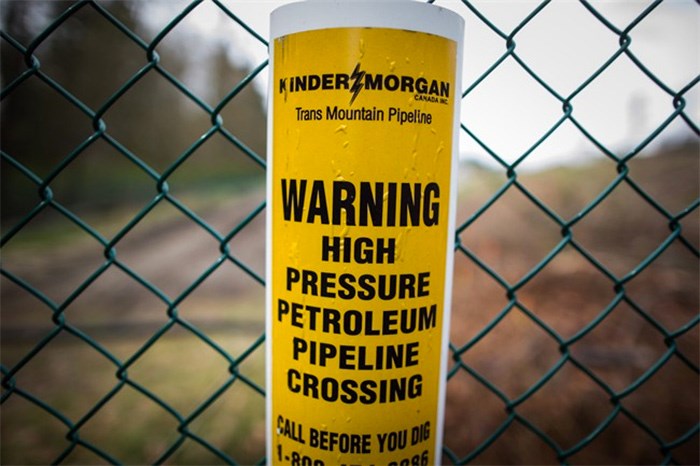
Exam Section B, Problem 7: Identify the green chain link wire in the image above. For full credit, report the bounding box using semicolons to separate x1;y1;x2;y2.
1;0;698;464
447;0;698;464
2;0;268;463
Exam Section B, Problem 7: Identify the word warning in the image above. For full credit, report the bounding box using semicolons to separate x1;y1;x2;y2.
268;19;460;466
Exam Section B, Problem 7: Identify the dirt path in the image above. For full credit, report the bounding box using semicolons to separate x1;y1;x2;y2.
1;190;267;335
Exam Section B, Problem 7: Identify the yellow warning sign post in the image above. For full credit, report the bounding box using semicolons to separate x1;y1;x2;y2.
266;3;463;465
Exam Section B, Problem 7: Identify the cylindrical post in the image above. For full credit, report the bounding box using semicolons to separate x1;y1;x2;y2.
266;2;463;464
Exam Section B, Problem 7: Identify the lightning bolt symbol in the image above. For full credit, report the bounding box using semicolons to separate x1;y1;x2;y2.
349;63;365;105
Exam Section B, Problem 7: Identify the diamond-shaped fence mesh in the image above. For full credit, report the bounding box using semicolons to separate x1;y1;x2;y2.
1;0;698;464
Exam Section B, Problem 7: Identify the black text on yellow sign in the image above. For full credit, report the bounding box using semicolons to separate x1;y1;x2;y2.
269;26;458;466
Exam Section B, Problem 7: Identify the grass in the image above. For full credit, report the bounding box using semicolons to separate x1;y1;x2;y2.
1;329;266;465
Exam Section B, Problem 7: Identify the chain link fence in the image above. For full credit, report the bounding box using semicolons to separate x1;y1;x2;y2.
1;0;698;464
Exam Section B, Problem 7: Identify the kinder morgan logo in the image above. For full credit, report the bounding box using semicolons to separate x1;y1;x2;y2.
279;63;450;105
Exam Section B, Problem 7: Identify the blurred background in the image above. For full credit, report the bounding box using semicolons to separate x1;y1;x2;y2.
1;0;698;464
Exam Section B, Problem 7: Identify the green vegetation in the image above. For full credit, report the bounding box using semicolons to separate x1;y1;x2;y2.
1;0;267;223
1;332;266;465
